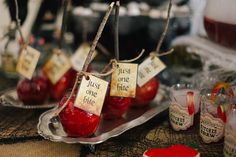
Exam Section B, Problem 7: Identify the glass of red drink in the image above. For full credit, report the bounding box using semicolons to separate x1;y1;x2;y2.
204;0;236;50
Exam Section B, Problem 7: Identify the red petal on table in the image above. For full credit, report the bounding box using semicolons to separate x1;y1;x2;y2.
143;144;199;157
187;91;195;115
217;105;226;123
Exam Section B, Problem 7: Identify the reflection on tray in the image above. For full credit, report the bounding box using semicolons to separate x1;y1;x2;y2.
0;89;57;109
37;86;169;144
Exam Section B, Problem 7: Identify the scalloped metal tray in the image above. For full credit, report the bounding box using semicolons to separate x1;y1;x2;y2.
0;89;57;109
37;86;169;145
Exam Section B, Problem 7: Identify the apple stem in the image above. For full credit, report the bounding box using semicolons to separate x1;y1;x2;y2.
155;0;172;54
14;0;25;44
96;42;111;57
54;75;80;116
114;1;120;61
59;0;69;49
54;2;115;115
81;2;115;73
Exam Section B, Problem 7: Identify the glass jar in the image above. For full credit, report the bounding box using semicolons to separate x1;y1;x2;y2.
169;83;200;131
200;89;231;143
224;100;236;157
204;0;236;49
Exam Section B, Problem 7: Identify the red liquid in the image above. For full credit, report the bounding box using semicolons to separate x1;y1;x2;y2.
204;16;236;50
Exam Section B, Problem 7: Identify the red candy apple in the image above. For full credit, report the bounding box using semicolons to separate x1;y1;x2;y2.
132;77;159;108
102;88;132;120
59;94;100;137
17;76;48;105
49;69;77;101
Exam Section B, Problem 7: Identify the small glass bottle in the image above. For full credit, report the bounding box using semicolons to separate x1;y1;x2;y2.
224;100;236;157
200;89;230;143
169;83;200;131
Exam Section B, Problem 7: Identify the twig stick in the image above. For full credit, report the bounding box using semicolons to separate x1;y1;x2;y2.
150;48;174;59
82;2;115;72
155;0;172;53
54;2;115;116
97;42;111;57
54;75;79;116
100;49;145;74
114;1;120;60
82;20;88;42
121;49;145;63
59;0;69;49
157;48;174;57
14;0;25;44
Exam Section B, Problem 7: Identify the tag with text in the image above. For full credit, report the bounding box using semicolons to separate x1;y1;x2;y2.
138;56;166;87
110;62;138;98
75;75;108;116
16;46;40;79
71;43;97;71
43;50;71;84
2;53;16;72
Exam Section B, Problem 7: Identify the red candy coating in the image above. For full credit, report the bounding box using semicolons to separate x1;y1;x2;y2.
59;95;100;137
132;77;159;108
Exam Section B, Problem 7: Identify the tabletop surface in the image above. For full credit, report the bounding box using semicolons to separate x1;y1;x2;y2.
0;76;224;157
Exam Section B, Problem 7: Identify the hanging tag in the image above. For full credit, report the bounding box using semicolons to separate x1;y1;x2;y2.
43;49;71;84
16;46;40;79
71;43;97;71
1;53;16;72
75;75;108;116
110;62;138;98
137;56;166;87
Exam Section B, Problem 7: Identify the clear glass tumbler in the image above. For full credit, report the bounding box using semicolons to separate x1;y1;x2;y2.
224;99;236;157
169;83;200;131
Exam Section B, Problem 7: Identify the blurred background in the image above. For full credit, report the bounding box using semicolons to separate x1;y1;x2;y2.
0;0;192;59
1;0;235;87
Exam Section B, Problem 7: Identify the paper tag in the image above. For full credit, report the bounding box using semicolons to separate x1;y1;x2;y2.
16;46;40;79
169;103;194;131
71;43;97;71
224;130;236;157
2;53;16;72
43;50;71;84
138;56;166;87
200;112;225;143
110;62;138;98
75;75;108;116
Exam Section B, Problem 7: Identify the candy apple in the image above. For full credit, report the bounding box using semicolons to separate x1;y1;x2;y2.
132;77;159;108
49;69;77;101
59;94;100;137
16;76;48;105
102;88;132;120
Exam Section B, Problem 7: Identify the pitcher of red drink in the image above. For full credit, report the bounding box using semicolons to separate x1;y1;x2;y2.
204;0;236;50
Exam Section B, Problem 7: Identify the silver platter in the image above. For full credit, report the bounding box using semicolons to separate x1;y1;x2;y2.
37;86;169;145
0;89;57;109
